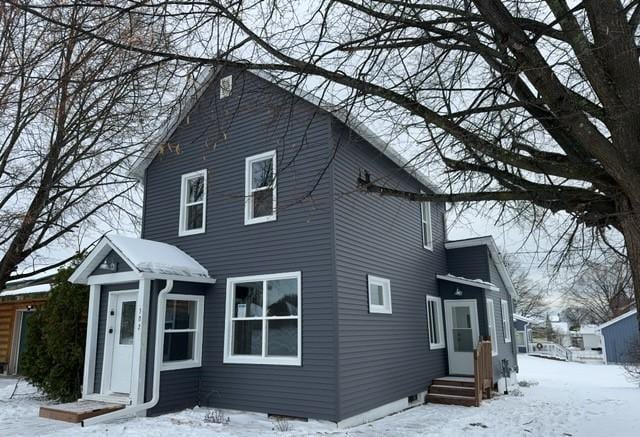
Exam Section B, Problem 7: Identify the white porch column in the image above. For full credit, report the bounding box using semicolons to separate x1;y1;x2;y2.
82;284;101;398
130;279;151;405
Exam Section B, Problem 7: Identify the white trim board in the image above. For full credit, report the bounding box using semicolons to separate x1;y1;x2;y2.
436;274;499;291
336;390;428;428
444;236;517;298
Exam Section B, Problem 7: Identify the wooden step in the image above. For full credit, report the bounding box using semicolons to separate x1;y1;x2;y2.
39;400;125;423
426;393;476;407
429;384;475;397
432;377;475;388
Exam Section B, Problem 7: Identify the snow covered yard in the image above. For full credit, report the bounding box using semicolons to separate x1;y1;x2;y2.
1;355;638;437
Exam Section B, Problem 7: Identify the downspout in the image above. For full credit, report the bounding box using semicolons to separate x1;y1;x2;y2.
82;279;174;426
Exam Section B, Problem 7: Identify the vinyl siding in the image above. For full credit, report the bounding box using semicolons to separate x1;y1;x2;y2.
601;314;640;364
94;282;139;394
446;246;490;281
331;121;448;420
142;70;338;420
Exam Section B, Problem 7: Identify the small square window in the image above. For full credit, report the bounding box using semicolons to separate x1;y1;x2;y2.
179;170;206;236
220;75;232;98
367;275;392;314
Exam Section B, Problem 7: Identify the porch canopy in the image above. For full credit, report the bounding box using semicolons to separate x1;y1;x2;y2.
69;234;214;285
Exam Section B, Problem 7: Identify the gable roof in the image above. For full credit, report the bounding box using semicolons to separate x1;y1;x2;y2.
444;236;517;298
130;66;441;194
598;309;638;330
69;235;215;284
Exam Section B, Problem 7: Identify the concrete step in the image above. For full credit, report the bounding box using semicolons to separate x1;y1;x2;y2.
426;393;477;407
429;384;476;397
432;377;475;388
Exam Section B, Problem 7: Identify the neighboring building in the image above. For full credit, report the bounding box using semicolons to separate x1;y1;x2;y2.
599;309;639;365
0;272;54;374
67;68;518;426
513;314;535;353
570;325;601;351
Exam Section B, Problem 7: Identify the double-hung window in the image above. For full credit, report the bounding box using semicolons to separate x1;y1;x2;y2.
179;170;206;236
426;295;445;349
501;299;512;343
162;294;204;370
486;298;498;356
421;202;433;250
224;272;301;365
368;275;392;314
245;150;277;225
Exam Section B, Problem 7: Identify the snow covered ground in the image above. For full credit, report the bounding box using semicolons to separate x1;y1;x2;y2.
1;355;638;437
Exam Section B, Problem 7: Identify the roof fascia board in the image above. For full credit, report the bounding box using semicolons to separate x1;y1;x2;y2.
598;309;638;330
436;274;500;291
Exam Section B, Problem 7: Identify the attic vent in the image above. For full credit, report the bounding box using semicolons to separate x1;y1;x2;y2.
220;74;232;98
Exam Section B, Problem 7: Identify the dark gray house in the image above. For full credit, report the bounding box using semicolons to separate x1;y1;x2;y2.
68;69;518;426
599;309;639;364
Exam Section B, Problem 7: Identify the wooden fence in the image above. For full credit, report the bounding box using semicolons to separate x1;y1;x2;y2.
473;338;493;407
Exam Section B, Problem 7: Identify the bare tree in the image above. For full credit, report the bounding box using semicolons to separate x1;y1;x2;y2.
7;1;640;310
564;255;634;324
0;4;177;289
503;254;549;319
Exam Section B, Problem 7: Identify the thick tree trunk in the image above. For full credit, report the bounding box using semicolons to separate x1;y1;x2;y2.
620;201;640;317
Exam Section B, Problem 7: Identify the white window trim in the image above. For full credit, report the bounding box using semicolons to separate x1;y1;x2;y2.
501;299;512;343
220;74;232;99
244;150;277;225
421;202;433;251
178;169;207;236
486;298;499;356
426;295;445;349
224;271;302;366
368;275;392;314
161;294;205;371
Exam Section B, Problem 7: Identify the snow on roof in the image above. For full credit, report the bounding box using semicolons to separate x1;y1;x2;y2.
599;309;638;330
513;314;535;323
436;274;499;291
0;283;51;298
578;324;600;335
106;235;210;278
129;66;441;194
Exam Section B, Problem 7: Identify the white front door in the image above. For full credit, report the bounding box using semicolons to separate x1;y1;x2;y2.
106;291;137;394
444;299;479;375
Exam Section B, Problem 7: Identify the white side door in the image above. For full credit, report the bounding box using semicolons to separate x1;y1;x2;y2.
106;291;137;394
444;299;480;375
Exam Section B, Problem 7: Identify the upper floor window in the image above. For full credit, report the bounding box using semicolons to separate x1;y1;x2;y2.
224;271;302;365
501;299;512;343
179;170;206;236
368;275;392;314
426;295;445;349
421;202;433;250
245;150;277;225
162;294;204;371
220;74;233;98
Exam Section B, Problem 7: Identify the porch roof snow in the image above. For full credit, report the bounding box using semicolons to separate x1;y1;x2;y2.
436;273;499;291
107;235;210;279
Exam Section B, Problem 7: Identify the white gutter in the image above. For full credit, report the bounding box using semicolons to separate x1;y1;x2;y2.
82;279;174;426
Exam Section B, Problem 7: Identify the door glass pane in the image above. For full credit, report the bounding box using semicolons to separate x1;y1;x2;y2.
187;176;204;202
233;320;262;355
163;332;194;361
119;301;136;345
452;306;471;329
267;319;297;356
251;158;273;189
252;189;273;218
451;305;473;352
165;300;196;330
234;282;263;317
267;278;298;316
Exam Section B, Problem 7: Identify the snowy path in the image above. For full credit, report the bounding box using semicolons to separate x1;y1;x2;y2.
1;355;638;437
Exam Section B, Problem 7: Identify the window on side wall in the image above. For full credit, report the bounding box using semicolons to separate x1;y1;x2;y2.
162;294;205;370
486;298;498;356
179;170;206;236
421;202;433;250
501;299;512;343
245;151;277;225
224;272;301;365
426;295;445;349
368;275;392;314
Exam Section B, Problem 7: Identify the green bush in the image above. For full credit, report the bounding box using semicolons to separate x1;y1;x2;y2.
20;264;88;402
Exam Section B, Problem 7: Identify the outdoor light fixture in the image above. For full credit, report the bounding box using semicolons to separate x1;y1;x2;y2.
454;288;463;296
